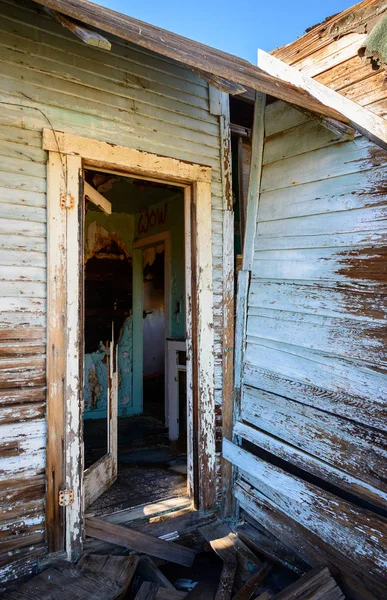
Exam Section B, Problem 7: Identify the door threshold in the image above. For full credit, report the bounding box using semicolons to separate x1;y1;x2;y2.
85;495;192;525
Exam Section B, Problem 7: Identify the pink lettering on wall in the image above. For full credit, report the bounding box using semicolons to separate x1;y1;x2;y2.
137;201;168;235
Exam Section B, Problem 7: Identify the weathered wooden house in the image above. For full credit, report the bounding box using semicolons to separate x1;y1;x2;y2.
0;0;386;597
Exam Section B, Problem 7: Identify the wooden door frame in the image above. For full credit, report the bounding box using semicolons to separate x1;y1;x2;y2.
44;129;216;559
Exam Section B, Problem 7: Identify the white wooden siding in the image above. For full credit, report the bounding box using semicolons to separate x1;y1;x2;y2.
0;0;225;582
226;100;387;600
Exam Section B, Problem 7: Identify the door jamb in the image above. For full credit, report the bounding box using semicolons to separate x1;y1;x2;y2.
44;130;216;559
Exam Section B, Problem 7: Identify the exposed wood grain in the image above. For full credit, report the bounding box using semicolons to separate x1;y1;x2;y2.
45;150;66;553
85;518;196;567
224;442;387;580
243;93;265;271
135;582;160;600
231;563;272;600
84;181;112;214
44;7;112;50
215;561;237;600
269;567;344;600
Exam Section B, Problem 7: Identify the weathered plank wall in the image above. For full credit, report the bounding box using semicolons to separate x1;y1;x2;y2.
0;0;226;583
224;100;387;600
272;0;387;118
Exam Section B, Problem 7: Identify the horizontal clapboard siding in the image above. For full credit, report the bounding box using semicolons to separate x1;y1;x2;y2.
0;0;225;583
228;101;387;600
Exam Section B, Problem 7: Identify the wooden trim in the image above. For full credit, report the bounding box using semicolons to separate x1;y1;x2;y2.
184;186;195;503
133;231;169;249
46;151;67;552
84;181;112;214
194;180;216;510
45;131;215;558
42;130;212;184
218;92;235;517
64;153;83;559
257;49;387;151
242;92;266;272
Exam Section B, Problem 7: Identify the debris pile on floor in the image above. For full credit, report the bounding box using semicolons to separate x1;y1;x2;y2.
2;518;345;599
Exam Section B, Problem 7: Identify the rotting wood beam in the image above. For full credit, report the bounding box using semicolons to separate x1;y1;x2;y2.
44;7;111;50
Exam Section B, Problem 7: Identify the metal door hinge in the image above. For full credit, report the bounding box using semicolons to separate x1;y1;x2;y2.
60;192;74;209
59;489;74;506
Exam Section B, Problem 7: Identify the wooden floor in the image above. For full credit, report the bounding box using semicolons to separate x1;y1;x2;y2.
2;519;345;600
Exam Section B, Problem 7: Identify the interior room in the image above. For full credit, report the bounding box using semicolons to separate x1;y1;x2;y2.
82;169;188;517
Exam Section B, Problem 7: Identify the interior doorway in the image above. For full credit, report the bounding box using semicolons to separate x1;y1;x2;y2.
82;169;188;517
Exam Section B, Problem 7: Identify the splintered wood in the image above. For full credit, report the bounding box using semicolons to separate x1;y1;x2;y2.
3;518;345;600
2;554;139;600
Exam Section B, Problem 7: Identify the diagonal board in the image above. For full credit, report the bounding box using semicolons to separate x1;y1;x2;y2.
85;518;196;567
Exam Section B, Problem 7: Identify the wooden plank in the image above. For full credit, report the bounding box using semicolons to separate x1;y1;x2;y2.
238;494;384;600
45;7;112;50
199;521;261;586
85;518;196;567
236;519;308;576
136;555;176;590
45;150;66;553
220;89;235;517
84;181;112;214
88;496;192;523
257;50;387;151
135;582;160;600
269;567;344;600
231;563;272;600
194;179;216;509
77;553;139;588
215;561;237;600
234;420;387;511
224;442;387;580
43;131;212;185
242;92;265;271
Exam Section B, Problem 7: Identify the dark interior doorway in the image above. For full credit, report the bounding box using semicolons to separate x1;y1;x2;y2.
83;169;189;517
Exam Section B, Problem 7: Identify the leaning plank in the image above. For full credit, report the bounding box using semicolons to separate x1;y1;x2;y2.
135;582;160;600
84;181;112;215
44;8;111;49
215;560;238;600
231;563;272;600
85;518;195;567
257;49;387;151
269;567;344;600
200;521;261;583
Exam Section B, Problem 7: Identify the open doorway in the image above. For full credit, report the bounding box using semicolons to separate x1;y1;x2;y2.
83;169;188;517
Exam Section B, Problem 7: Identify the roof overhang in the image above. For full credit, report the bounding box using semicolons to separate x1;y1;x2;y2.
33;0;387;150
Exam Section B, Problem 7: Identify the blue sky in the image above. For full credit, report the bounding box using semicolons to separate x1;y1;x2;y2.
94;0;354;62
